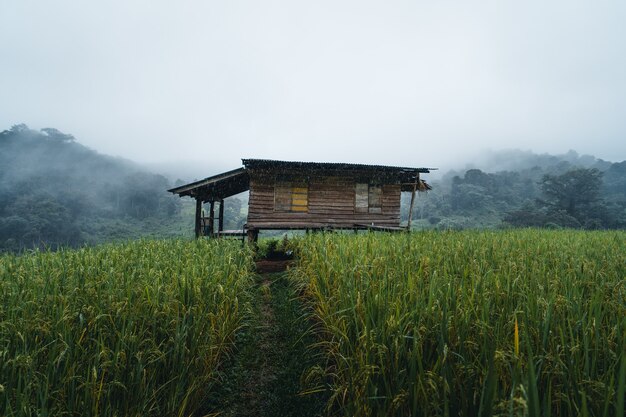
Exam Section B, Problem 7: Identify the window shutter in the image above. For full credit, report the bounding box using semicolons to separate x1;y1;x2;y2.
275;180;308;212
291;186;308;212
355;183;368;213
274;181;292;211
368;185;382;214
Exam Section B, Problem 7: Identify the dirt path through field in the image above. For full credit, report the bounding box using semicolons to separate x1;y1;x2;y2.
206;272;326;417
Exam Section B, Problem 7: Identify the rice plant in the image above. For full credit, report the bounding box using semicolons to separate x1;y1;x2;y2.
292;230;626;417
0;239;253;416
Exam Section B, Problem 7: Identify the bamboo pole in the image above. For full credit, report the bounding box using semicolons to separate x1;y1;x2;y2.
194;199;202;238
407;171;419;231
218;199;224;235
208;200;215;237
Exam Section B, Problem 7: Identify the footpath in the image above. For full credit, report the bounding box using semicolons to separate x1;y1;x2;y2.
206;272;327;417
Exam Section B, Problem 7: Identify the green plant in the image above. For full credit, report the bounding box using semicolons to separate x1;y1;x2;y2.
0;239;254;416
291;230;626;416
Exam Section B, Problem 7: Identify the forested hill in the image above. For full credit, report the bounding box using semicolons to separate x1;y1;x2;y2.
405;150;626;230
0;124;188;251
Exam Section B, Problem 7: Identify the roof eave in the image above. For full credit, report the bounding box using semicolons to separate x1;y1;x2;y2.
168;167;247;195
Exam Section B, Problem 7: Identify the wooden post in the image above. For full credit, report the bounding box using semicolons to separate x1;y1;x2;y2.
247;229;259;245
407;172;419;231
208;200;215;237
195;199;202;238
218;199;224;235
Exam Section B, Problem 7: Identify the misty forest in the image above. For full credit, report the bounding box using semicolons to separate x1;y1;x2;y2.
0;125;247;252
0;124;624;252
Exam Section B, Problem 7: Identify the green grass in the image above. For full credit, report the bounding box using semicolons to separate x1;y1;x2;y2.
208;272;327;417
291;230;626;417
0;239;253;416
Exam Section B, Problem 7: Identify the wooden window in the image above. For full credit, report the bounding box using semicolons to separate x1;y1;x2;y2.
274;180;308;212
355;183;382;214
368;185;382;214
291;186;308;212
274;181;292;211
355;183;368;213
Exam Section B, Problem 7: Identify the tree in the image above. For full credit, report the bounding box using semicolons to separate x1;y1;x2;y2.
41;127;75;142
538;168;604;219
504;168;611;229
503;204;581;229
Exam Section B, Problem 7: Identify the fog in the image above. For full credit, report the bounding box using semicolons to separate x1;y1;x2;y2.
1;0;625;174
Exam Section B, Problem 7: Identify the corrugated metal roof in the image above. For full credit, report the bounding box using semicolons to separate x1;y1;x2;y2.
168;159;435;200
241;158;435;173
168;167;249;199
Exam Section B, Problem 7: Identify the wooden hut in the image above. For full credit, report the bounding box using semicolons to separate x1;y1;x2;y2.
168;159;433;241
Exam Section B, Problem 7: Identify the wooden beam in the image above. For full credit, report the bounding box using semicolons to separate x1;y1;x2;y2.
407;172;419;231
218;199;224;233
208;200;215;237
195;199;202;238
247;229;259;246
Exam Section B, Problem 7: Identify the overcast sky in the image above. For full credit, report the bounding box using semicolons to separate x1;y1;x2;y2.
1;0;625;175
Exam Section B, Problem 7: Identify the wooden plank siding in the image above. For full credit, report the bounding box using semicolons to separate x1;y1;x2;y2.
247;171;402;229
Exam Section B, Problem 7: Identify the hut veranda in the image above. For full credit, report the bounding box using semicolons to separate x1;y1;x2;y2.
168;159;433;241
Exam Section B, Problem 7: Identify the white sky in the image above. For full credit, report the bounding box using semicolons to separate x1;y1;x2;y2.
1;0;625;174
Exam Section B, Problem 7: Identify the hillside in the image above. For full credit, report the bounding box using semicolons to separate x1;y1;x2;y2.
0;125;195;251
404;150;626;230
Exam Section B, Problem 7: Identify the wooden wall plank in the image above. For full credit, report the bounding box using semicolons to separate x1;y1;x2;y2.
247;170;403;228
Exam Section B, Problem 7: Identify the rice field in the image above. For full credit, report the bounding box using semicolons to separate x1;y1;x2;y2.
1;231;624;416
0;239;253;416
292;230;626;417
